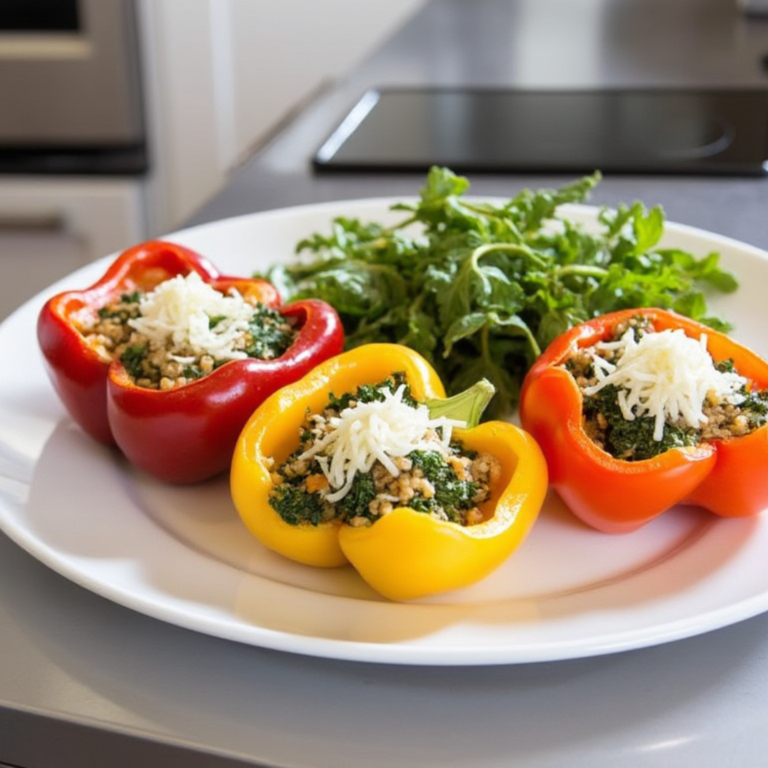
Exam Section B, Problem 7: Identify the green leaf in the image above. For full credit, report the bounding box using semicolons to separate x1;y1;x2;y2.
289;262;406;318
421;165;471;202
704;269;739;293
425;262;472;327
672;291;708;320
630;204;665;255
471;261;527;311
537;310;578;350
442;312;488;356
399;303;440;359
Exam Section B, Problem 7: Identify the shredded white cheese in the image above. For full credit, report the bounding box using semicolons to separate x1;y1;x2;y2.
128;272;255;360
584;327;746;441
299;384;466;503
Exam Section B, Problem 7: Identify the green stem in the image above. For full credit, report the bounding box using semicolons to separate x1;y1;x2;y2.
471;243;548;269
524;327;542;359
480;321;492;367
425;379;496;428
555;264;608;280
381;214;419;236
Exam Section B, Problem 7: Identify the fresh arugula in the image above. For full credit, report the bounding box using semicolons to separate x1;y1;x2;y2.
263;167;738;418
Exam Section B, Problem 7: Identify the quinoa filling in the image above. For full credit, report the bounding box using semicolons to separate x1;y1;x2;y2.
76;275;297;390
268;374;501;528
566;316;768;461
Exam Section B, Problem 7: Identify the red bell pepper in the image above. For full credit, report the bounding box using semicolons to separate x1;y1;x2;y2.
519;308;768;533
37;240;344;484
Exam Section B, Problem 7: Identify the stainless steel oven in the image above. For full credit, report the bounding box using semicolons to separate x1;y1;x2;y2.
0;0;147;174
0;0;147;322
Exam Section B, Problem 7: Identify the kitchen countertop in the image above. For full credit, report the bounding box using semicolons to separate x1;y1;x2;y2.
3;1;768;766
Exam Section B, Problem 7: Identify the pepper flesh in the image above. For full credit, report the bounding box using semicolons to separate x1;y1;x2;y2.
230;343;548;601
519;308;768;533
37;240;344;484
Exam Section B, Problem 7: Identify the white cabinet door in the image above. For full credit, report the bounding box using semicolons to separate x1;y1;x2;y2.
0;178;144;319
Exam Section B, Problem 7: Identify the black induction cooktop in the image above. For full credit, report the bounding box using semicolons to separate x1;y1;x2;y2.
313;87;768;176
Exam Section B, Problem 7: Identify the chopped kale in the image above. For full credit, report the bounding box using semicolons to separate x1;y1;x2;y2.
327;372;415;411
182;365;204;381
409;449;478;523
120;344;149;379
270;483;328;526
244;304;295;359
745;393;768;428
97;291;142;321
583;384;699;461
716;359;737;374
336;472;377;522
715;359;767;425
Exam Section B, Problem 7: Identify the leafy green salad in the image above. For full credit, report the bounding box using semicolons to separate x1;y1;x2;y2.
262;167;738;417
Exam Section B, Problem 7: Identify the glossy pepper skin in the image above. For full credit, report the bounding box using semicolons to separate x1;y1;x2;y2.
231;343;548;601
37;240;344;484
519;308;768;534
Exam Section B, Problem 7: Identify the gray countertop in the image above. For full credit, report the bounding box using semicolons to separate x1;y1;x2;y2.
3;1;768;766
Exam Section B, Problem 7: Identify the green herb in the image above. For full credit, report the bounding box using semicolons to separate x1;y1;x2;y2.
327;372;413;412
119;344;148;379
263;166;737;417
718;360;768;427
208;314;227;329
336;472;377;523
182;365;204;381
583;384;699;461
270;484;329;526
408;449;478;523
244;303;295;359
97;291;142;321
744;392;768;426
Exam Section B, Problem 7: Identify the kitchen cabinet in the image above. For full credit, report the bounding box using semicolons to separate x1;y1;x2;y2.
0;178;144;320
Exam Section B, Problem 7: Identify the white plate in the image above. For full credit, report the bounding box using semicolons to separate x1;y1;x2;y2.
2;199;768;666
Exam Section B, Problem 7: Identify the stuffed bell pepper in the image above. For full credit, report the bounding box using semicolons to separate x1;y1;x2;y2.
37;240;344;484
519;307;768;533
231;343;547;601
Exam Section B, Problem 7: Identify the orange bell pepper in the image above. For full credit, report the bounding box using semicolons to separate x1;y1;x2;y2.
519;308;768;533
231;343;548;601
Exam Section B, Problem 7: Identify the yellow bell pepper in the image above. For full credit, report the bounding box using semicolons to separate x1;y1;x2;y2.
230;343;548;601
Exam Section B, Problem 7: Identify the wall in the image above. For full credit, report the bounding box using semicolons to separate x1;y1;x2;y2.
138;0;426;237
